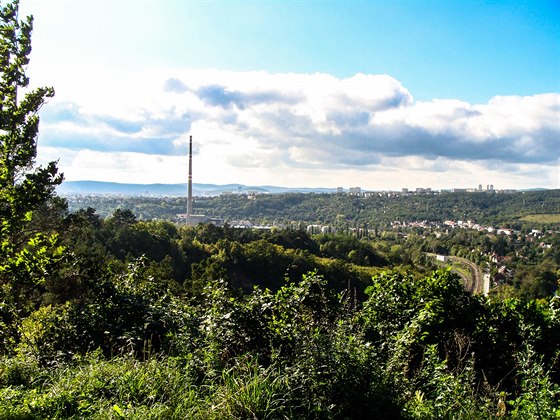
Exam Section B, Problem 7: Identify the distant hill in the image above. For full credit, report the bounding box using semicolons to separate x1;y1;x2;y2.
57;181;337;196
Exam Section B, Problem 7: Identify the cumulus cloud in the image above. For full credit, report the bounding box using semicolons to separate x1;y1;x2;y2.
40;101;192;155
37;69;559;188
194;84;300;110
163;78;188;93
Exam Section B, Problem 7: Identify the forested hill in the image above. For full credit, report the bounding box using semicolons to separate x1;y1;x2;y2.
67;189;560;228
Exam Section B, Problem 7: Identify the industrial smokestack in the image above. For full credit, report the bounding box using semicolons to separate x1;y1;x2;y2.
187;135;193;217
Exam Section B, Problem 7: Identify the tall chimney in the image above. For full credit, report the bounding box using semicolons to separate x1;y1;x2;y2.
187;135;193;217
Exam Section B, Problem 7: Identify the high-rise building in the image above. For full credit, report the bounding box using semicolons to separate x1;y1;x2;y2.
349;187;362;196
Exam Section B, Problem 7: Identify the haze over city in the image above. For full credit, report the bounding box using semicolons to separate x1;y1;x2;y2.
21;0;560;190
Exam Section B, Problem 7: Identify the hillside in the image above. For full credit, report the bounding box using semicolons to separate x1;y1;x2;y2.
57;180;336;196
64;189;560;228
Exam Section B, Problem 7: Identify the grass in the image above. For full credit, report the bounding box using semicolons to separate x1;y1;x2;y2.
0;354;198;419
0;353;296;420
520;213;560;224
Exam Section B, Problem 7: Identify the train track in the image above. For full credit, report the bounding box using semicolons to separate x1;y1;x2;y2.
448;256;483;294
427;253;484;294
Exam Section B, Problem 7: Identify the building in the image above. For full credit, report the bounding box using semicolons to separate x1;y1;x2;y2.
307;224;322;234
416;187;431;193
321;225;336;234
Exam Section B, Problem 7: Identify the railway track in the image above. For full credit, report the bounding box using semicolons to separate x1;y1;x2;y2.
448;256;483;294
427;253;485;294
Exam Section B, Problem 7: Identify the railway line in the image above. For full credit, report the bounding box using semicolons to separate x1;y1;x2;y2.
448;256;483;294
428;253;487;294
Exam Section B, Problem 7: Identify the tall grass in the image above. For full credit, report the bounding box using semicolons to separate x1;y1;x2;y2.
0;353;196;419
0;353;297;419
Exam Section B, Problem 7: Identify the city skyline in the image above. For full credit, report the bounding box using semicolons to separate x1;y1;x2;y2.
20;0;560;190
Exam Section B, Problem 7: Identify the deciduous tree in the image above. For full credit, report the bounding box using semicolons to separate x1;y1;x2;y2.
0;0;63;345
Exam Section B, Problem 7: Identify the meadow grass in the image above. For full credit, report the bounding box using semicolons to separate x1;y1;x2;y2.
0;354;296;420
520;213;560;224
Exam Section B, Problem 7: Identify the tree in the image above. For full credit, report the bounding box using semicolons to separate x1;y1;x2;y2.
107;208;136;227
0;0;61;234
0;0;63;338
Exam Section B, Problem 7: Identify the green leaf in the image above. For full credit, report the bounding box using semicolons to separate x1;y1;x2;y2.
112;404;125;418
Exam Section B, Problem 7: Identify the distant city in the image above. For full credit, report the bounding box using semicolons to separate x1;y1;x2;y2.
337;184;518;197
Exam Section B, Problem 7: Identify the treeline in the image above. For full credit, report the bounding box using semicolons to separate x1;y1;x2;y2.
66;189;560;230
58;204;560;302
63;192;560;302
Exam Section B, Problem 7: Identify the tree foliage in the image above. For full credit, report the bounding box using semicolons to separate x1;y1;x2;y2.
0;0;60;234
0;0;62;355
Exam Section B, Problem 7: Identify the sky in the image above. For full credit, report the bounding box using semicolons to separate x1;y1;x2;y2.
18;0;560;190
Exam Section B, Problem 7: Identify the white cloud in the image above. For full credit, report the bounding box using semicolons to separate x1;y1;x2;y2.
36;68;560;189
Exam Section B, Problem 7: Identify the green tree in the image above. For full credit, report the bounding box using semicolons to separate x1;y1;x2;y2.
0;0;61;234
0;0;62;352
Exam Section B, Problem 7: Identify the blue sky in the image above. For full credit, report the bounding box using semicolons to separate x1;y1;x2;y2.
19;0;560;189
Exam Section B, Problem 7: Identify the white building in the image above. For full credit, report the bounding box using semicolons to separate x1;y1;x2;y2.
349;187;362;196
321;225;336;234
307;224;322;234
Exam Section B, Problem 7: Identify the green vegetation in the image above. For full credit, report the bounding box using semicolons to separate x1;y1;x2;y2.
1;268;559;418
66;189;560;230
1;1;559;418
521;213;560;224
